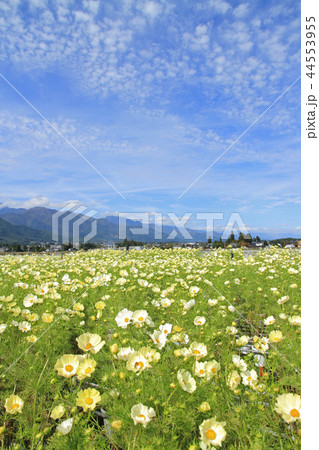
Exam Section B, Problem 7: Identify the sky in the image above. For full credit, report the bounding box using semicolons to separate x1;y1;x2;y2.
0;0;301;238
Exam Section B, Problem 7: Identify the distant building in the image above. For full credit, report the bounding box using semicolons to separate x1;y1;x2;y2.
50;244;62;251
285;244;295;249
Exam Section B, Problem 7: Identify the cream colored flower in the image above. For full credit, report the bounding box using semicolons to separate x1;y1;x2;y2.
5;394;24;414
131;403;156;427
227;371;241;391
194;316;206;326
232;355;247;372
76;388;101;412
241;369;258;387
177;369;196;393
199;417;227;448
149;330;167;349
236;335;249;346
114;347;135;361
205;360;221;378
189;342;207;360
54;354;79;378
275;393;301;423
95;301;106;310
126;351;150;374
194;361;207;378
76;357;97;380
76;333;105;354
269;330;283;343
18;321;31;332
50;405;65;420
42;313;54;324
288;315;301;326
199;401;211;412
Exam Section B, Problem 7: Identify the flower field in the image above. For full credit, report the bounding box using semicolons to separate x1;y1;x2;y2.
0;247;301;449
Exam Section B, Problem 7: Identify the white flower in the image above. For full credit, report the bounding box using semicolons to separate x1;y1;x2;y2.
208;298;218;306
149;331;167;349
159;323;172;335
241;369;258;386
57;418;73;435
232;355;247;372
114;347;135;361
199;417;227;448
131;404;156;428
264;315;276;325
177;369;197;393
160;298;172;308
18;321;31;332
194;316;206;326
131;310;149;326
115;308;133;328
0;324;7;333
183;299;195;311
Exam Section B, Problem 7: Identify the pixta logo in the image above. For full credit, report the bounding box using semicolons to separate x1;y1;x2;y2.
52;202;97;248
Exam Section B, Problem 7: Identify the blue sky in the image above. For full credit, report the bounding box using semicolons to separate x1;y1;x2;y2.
0;0;300;237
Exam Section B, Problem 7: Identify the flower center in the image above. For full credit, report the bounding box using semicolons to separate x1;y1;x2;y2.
65;364;73;372
85;397;93;405
211;368;216;373
199;369;205;375
124;318;129;323
85;367;92;374
138;414;145;419
164;330;168;334
193;350;200;355
206;429;217;440
138;317;144;321
85;343;92;350
12;403;19;409
290;408;300;418
135;361;144;369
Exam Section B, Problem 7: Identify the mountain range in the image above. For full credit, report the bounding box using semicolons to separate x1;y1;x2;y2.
0;206;219;245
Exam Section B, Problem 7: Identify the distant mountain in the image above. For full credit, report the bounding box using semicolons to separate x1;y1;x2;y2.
0;217;51;244
0;206;220;244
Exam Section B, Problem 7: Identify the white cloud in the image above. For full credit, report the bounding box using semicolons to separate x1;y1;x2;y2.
209;0;231;14
233;3;249;18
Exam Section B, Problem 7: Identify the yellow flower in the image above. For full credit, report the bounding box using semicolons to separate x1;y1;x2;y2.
227;371;241;391
5;394;24;414
199;417;227;447
76;388;101;412
50;405;65;420
95;301;106;310
76;357;97;380
126;351;150;374
110;344;119;354
189;342;207;360
269;330;283;343
42;313;54;324
199;401;211;412
275;393;301;423
111;420;123;430
54;354;79;378
76;333;105;354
